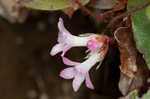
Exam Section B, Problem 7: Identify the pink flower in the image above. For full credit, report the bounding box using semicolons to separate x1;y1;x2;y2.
59;51;101;92
58;37;109;92
50;17;111;92
50;18;92;57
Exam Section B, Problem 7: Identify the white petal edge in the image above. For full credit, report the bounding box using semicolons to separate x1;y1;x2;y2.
59;67;75;79
85;73;94;89
50;44;64;56
72;73;85;92
62;56;80;66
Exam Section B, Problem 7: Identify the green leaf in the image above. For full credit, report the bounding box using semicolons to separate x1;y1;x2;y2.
146;6;150;21
21;0;89;10
127;89;150;99
142;89;150;99
127;0;150;69
128;91;138;99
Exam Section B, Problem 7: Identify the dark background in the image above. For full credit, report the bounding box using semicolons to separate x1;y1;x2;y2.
0;10;121;99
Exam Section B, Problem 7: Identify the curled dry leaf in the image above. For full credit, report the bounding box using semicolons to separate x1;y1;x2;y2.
115;27;137;78
119;68;147;96
0;0;28;23
118;73;133;95
115;27;150;96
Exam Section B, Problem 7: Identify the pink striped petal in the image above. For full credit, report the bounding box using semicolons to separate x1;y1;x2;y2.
72;74;85;92
62;56;80;66
59;67;75;79
50;44;64;56
58;18;73;43
58;18;68;33
85;73;94;89
61;45;71;57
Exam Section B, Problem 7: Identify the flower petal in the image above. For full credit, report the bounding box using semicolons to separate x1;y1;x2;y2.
75;52;100;72
50;44;64;56
85;73;94;89
62;56;80;66
61;45;72;57
58;18;71;43
59;67;75;79
72;73;85;92
58;18;70;34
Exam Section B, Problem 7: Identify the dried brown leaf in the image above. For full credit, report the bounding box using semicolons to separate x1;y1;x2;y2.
115;27;137;78
118;73;133;95
115;26;150;96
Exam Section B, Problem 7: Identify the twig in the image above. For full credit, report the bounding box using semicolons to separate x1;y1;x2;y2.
74;0;99;18
73;0;150;34
105;2;150;33
73;0;108;22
